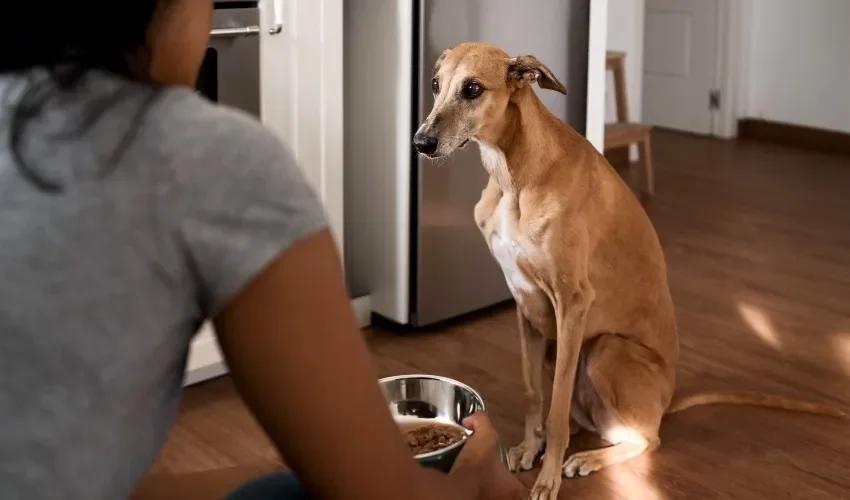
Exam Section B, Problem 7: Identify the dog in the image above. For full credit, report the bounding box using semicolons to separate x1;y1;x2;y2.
413;42;845;500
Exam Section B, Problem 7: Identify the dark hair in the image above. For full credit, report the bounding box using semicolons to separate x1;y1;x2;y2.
1;1;167;192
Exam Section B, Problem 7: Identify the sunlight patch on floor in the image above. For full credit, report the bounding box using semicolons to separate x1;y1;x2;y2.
736;302;782;349
831;332;850;376
608;458;667;500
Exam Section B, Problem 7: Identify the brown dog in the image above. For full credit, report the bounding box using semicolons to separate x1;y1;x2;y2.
413;42;845;500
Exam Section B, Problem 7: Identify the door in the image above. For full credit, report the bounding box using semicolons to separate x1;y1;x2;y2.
261;0;344;256
642;0;719;135
412;0;590;326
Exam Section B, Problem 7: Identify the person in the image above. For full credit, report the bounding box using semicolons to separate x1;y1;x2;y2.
0;1;528;499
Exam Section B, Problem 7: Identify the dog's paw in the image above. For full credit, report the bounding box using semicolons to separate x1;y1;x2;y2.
529;471;562;500
562;451;604;478
506;438;544;472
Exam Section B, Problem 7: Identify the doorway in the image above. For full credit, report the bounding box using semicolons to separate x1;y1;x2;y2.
641;0;747;138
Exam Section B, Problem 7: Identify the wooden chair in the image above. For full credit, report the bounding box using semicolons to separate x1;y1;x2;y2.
605;51;654;196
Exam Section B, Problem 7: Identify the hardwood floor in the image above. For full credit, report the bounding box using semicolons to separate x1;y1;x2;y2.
152;131;850;498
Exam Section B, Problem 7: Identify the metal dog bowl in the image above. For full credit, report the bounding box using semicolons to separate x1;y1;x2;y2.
379;374;505;472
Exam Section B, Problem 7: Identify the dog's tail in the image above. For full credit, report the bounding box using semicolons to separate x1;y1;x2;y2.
666;389;846;418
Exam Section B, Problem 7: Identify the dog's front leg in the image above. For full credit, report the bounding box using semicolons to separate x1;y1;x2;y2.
529;274;594;500
507;311;546;472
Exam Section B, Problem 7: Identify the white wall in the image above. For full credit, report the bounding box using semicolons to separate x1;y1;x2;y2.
744;0;850;133
605;0;645;124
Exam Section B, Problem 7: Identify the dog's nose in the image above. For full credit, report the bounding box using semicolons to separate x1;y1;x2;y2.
413;133;438;155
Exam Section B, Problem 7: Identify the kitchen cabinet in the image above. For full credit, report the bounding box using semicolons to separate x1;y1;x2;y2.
185;0;369;386
260;0;345;254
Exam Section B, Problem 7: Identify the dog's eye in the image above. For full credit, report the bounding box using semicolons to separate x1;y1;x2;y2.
462;82;484;99
431;78;440;94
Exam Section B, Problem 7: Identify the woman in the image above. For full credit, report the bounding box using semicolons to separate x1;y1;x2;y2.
0;1;527;499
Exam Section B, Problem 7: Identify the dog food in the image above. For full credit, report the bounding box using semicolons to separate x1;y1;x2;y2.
401;422;466;455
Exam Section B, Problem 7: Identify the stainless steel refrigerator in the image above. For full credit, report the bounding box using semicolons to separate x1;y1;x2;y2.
344;0;602;327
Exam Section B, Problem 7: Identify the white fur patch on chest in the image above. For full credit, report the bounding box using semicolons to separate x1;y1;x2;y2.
479;141;504;170
478;141;508;182
476;140;537;299
490;196;536;299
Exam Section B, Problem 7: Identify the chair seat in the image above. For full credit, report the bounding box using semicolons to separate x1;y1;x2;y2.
604;122;653;150
606;51;626;70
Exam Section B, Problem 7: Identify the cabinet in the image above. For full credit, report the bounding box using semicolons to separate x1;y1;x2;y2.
260;0;344;253
185;0;369;386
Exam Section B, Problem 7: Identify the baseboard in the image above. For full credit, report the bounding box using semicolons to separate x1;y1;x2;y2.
738;118;850;156
183;322;227;387
183;295;372;386
350;294;373;329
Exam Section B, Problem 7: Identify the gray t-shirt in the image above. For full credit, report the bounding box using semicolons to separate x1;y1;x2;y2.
0;71;328;499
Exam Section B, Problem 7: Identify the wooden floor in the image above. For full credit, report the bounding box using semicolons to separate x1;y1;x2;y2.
153;131;850;499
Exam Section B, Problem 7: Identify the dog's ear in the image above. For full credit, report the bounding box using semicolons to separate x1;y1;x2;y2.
507;55;566;95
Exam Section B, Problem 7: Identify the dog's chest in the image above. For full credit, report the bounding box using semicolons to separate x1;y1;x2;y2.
487;197;537;298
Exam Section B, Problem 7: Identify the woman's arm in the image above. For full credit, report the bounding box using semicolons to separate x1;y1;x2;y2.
161;105;522;499
213;229;477;500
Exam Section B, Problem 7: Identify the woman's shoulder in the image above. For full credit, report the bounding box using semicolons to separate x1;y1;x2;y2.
135;83;301;188
147;85;285;160
151;86;261;134
138;85;328;317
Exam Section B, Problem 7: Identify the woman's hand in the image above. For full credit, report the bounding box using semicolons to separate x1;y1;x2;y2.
451;413;528;500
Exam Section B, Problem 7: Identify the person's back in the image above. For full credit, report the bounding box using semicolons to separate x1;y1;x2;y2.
0;69;328;499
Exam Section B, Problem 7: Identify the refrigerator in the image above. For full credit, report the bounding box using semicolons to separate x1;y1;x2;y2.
344;0;608;327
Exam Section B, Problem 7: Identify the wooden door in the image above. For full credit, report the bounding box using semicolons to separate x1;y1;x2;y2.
643;0;719;135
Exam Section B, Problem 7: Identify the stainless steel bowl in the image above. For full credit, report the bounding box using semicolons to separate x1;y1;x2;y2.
379;374;500;472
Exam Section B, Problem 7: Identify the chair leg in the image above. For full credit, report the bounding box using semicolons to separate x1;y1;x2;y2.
639;137;654;196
